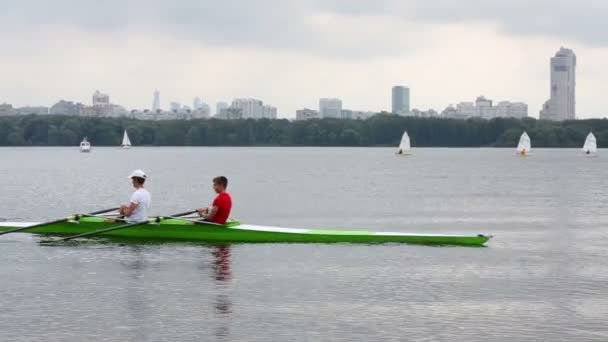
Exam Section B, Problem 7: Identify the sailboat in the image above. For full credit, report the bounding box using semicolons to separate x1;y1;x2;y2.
121;130;132;149
517;132;531;156
396;131;411;156
582;132;597;155
80;137;91;153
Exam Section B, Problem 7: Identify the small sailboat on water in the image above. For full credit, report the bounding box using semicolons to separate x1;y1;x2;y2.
121;130;132;149
582;132;597;155
80;137;91;153
396;131;411;156
517;132;531;156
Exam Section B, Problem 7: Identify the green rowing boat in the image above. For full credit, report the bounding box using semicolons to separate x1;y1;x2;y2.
0;216;491;246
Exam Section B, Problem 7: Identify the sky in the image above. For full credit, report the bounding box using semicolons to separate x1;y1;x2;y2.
1;0;607;118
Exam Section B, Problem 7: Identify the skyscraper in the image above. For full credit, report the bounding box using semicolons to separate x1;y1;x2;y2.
392;86;410;115
152;90;160;111
319;98;342;118
193;97;202;110
216;102;229;116
540;47;576;121
232;98;264;118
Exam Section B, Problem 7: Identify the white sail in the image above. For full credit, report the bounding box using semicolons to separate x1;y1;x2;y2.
582;132;597;154
397;131;411;154
80;137;91;152
121;130;132;148
517;132;531;154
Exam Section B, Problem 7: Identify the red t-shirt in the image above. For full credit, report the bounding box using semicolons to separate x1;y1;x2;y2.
212;192;232;224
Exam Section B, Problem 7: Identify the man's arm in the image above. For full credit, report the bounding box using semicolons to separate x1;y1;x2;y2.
199;206;219;220
120;202;140;217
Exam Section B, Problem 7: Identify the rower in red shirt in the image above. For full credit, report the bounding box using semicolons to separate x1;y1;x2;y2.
198;176;232;225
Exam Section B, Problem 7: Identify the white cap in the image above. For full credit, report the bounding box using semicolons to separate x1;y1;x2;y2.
128;169;147;179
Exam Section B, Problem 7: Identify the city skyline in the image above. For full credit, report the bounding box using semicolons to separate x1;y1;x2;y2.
1;1;608;118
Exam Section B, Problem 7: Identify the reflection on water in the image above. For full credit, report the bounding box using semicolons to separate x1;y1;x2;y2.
211;246;233;341
212;246;232;283
3;147;608;341
121;246;151;342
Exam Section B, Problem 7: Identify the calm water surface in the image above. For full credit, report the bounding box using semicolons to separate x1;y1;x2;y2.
1;147;608;342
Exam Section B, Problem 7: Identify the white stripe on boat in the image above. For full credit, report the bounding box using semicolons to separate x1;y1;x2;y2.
234;224;310;234
373;232;477;237
0;222;38;228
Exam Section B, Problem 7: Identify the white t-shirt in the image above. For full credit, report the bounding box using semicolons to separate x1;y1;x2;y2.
127;188;151;223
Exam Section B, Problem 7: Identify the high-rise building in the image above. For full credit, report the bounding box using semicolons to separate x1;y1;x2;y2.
296;108;319;120
232;98;264;118
475;96;493;119
540;47;576;121
319;98;342;118
216;102;229;116
391;86;410;115
262;105;278;119
92;90;110;106
152;90;160;111
193;97;202;110
170;102;181;112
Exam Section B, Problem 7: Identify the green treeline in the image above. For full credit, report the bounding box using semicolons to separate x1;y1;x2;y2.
0;114;607;147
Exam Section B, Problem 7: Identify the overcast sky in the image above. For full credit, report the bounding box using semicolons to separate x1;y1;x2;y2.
1;0;607;118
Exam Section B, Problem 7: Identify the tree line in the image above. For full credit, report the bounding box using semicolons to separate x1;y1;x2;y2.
0;114;607;147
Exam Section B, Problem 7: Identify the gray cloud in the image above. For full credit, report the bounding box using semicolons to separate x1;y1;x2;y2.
408;0;608;47
2;0;608;57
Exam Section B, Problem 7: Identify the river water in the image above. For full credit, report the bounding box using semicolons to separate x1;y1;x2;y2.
1;147;607;341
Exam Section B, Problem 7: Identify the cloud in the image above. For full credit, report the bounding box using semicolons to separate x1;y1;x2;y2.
2;0;608;58
1;0;607;118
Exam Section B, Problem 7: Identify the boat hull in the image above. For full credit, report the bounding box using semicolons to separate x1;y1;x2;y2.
0;217;491;246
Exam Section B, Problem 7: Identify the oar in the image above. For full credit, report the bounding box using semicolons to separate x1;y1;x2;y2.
162;216;224;226
43;218;159;243
0;207;120;237
43;210;198;243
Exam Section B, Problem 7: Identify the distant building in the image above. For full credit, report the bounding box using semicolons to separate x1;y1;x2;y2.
410;109;439;118
319;98;342;118
296;108;319;120
153;90;160;111
193;103;211;118
92;90;110;106
170;102;181;113
0;103;16;116
540;47;576;121
443;96;528;119
228;98;278;119
50;100;83;115
217;107;243;120
15;106;49;115
216;102;229;116
193;97;202;111
456;102;476;118
232;98;264;119
494;102;528;118
392;86;410;115
475;96;493;119
263;105;278;119
441;106;460;119
341;109;376;120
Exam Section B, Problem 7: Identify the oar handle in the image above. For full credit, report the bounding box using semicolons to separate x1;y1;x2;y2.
89;207;120;215
169;210;199;218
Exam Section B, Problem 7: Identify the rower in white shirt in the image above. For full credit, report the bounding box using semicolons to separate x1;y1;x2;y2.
120;169;151;223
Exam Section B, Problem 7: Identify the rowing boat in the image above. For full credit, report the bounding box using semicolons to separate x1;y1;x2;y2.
0;216;491;246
